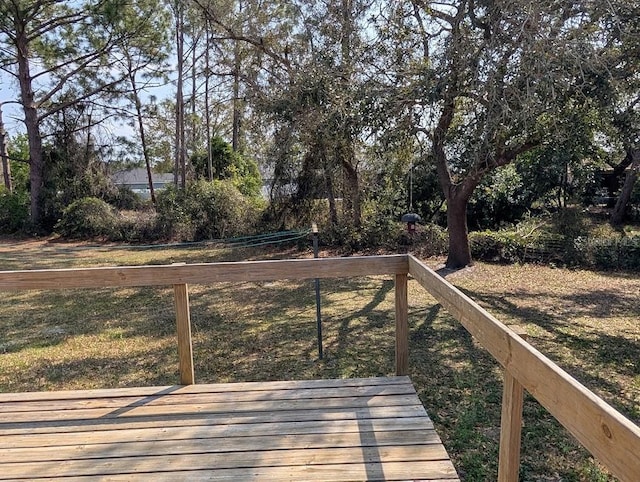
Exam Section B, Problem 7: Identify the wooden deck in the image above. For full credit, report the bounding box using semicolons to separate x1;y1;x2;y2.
0;376;459;481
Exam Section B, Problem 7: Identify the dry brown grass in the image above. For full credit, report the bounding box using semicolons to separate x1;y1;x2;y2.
0;239;638;481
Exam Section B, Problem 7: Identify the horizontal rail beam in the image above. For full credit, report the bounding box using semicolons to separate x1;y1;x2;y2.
0;255;409;291
407;255;640;482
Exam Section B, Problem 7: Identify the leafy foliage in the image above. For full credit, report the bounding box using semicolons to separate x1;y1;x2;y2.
108;186;144;211
468;165;530;230
191;136;262;198
40;128;117;231
55;197;119;239
469;210;640;270
0;189;29;233
156;180;260;241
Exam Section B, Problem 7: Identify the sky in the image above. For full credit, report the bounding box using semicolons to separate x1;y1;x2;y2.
0;73;24;135
0;68;176;142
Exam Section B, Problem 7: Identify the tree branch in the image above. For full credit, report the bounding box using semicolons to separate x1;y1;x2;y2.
26;11;88;42
36;42;115;106
38;75;127;121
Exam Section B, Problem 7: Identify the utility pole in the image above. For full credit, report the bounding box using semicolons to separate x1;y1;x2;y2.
0;103;12;192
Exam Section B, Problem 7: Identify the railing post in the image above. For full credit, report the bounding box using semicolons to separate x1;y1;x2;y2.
174;282;195;385
395;273;409;376
498;326;528;482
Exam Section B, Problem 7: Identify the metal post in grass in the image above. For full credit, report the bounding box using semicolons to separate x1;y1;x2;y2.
312;223;323;360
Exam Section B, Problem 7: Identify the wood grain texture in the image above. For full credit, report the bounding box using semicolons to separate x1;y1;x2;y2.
408;255;640;482
1;417;436;449
0;255;409;290
395;273;409;376
173;283;194;385
0;376;412;403
0;377;459;481
0;383;418;413
498;328;528;482
498;372;525;482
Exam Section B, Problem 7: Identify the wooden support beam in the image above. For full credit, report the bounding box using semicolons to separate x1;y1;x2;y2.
174;283;194;385
0;255;409;290
395;273;409;376
498;327;529;482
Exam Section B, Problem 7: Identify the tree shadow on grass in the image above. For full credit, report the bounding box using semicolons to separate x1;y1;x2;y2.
188;280;321;381
0;287;179;355
408;303;503;480
406;300;622;481
460;288;640;421
324;279;395;377
6;350;181;392
187;278;395;383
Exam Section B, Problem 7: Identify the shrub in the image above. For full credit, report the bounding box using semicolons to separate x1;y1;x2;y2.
470;230;525;263
155;180;259;241
155;184;194;240
117;209;161;242
55;197;119;239
0;190;29;233
576;236;640;271
468;164;531;230
413;223;448;256
108;186;144;211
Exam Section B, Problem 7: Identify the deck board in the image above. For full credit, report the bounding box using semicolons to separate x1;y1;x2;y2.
0;376;459;481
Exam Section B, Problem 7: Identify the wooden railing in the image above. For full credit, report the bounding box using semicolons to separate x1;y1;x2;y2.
0;254;638;481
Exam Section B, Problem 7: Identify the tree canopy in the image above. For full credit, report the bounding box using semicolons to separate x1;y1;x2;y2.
0;0;638;262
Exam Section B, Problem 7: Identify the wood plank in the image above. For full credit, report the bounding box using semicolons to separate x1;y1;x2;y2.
0;375;457;480
498;329;528;482
173;282;194;385
0;445;453;478
0;383;418;413
0;404;429;435
0;255;409;290
0;376;412;403
408;254;640;482
0;417;435;449
27;462;460;482
0;394;419;423
395;273;409;376
1;429;444;463
497;372;525;482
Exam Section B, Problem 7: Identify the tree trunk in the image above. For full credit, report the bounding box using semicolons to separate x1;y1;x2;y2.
232;0;243;152
611;150;639;226
446;191;473;269
0;105;12;192
323;150;338;227
128;66;155;205
15;28;43;225
174;2;185;188
205;27;213;182
326;174;338;227
341;158;361;228
191;33;198;152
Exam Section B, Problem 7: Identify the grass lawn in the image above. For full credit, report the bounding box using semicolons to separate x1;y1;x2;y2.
0;239;638;481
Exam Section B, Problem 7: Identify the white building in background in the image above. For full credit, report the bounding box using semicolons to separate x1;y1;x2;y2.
111;168;174;199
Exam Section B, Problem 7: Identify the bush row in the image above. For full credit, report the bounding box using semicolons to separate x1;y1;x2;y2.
54;180;261;242
470;230;640;270
5;184;639;271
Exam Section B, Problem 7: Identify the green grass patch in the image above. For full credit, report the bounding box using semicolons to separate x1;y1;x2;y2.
0;240;638;480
